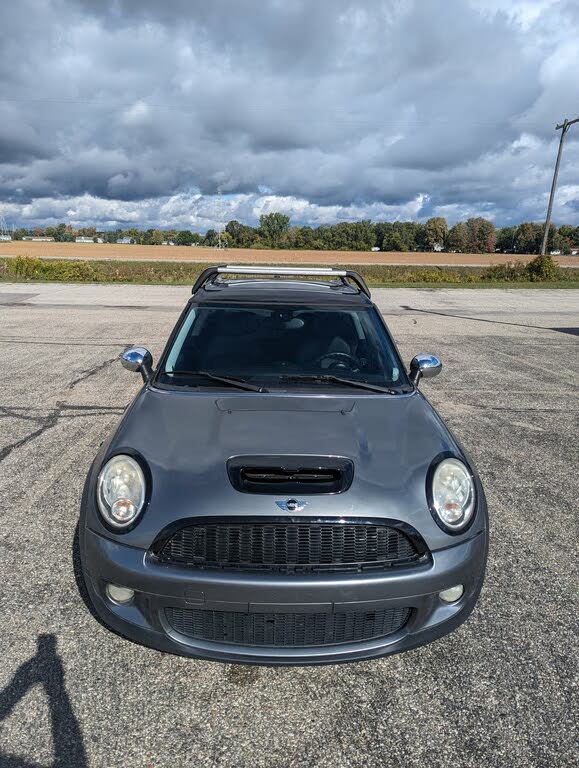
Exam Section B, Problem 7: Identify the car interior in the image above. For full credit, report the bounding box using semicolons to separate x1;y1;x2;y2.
164;305;402;384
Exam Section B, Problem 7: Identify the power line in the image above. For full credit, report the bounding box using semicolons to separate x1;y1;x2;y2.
540;116;579;256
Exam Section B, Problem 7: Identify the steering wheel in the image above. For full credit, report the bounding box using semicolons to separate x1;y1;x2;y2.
313;351;359;371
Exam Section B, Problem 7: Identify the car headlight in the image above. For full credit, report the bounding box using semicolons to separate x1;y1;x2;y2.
430;457;475;532
97;454;146;529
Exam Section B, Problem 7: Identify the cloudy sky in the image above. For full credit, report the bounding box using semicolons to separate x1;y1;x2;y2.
1;0;578;231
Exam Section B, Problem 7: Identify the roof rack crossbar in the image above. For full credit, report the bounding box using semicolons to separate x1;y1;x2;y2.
191;265;371;298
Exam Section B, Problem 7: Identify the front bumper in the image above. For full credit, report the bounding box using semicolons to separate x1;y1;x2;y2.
80;525;487;665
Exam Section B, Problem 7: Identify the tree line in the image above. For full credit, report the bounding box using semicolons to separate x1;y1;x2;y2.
11;214;579;254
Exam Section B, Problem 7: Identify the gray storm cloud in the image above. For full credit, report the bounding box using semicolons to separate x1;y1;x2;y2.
0;0;578;229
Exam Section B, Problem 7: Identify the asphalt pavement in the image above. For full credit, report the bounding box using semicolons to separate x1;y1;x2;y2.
0;283;577;767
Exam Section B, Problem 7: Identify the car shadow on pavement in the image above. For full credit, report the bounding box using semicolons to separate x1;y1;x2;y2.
0;634;87;768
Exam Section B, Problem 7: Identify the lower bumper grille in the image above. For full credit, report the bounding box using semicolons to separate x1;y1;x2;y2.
164;606;411;647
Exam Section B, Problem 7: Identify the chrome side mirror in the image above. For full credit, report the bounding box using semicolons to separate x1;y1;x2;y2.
121;346;153;382
409;353;442;386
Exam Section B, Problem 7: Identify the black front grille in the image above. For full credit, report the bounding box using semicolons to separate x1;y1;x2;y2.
155;519;424;573
165;606;411;647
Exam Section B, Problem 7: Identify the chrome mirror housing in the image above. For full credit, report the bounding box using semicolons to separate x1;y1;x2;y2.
409;353;442;386
121;347;153;382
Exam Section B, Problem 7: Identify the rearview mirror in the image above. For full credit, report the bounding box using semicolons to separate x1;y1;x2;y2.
121;347;153;383
409;354;442;386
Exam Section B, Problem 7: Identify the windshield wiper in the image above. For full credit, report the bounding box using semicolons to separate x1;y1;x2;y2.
277;374;401;395
163;370;268;392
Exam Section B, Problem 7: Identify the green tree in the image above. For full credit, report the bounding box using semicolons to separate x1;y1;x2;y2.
280;226;299;249
527;253;558;281
373;222;390;251
380;221;423;251
514;222;543;254
258;212;291;247
77;226;96;237
424;217;448;250
204;229;219;246
126;228;141;244
226;220;258;248
424;216;448;251
447;222;468;252
291;226;318;249
49;222;74;242
12;228;27;240
555;224;576;253
385;230;405;251
557;224;575;241
345;221;375;251
496;226;517;253
551;231;569;254
104;229;121;244
320;221;375;251
380;223;401;251
176;230;194;246
412;222;427;251
402;221;424;251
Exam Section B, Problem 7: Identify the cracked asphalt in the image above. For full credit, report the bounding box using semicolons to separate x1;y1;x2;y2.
0;283;577;768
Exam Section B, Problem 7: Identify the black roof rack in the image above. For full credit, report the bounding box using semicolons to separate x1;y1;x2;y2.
191;265;371;298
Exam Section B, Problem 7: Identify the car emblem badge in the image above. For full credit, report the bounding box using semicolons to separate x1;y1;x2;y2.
276;498;307;513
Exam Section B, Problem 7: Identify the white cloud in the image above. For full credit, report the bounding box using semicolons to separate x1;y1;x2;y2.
0;191;443;230
1;0;578;229
121;101;152;126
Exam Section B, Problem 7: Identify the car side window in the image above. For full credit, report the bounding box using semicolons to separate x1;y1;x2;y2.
165;309;196;371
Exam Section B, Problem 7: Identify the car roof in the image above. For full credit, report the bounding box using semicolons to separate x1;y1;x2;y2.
192;278;372;307
190;266;373;307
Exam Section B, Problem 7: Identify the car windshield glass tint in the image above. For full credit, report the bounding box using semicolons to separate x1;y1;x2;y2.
158;303;407;389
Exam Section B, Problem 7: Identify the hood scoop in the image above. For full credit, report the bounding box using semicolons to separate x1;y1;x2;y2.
215;396;355;413
227;455;354;495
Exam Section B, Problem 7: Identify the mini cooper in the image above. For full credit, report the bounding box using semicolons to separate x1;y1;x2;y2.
79;266;488;665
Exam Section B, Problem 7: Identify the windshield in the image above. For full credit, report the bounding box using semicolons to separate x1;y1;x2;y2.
157;303;408;391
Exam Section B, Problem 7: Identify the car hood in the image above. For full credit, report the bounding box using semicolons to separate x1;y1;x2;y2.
90;387;483;550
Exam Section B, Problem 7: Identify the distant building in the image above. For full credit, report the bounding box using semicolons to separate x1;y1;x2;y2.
75;236;95;243
116;237;133;244
371;246;380;252
162;241;176;246
433;243;444;252
0;234;12;241
23;236;55;242
549;250;561;256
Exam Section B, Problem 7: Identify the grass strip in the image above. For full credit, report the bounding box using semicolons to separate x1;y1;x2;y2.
1;256;577;287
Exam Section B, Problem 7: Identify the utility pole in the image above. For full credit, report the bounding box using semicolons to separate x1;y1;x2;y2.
540;116;579;255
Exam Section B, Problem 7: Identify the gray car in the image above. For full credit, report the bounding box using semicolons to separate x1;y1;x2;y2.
79;265;488;665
